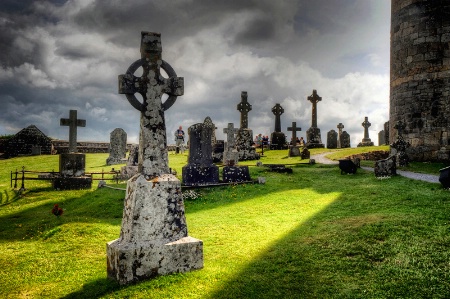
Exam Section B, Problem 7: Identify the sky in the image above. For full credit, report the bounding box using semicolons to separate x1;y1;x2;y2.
0;0;391;147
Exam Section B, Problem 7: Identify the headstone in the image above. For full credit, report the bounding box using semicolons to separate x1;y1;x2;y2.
341;131;351;148
327;130;338;149
384;121;390;145
60;110;86;153
357;116;374;147
107;32;203;285
182;116;219;185
223;123;239;166
378;130;386;146
270;103;287;149
374;156;396;177
287;122;302;157
106;128;127;165
300;147;310;160
212;140;224;163
235;92;259;160
305;90;325;148
120;144;139;179
337;123;344;148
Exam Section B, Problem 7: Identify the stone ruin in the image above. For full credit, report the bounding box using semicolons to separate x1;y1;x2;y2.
327;130;338;149
4;125;53;158
357;117;374;147
106;128;127;165
182;117;219;186
107;32;203;285
305;90;324;148
235;91;260;160
270;103;287;149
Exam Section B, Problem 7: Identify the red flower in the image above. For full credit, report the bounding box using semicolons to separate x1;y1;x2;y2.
51;204;64;217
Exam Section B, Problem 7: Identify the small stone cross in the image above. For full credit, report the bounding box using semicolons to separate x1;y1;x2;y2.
60;110;86;153
337;123;344;148
287;122;301;144
307;90;322;127
394;120;406;138
223;123;239;149
272;103;284;132
237;91;252;129
362;117;371;140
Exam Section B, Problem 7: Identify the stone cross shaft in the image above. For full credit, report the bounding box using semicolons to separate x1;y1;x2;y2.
394;120;406;138
223;123;239;149
362;117;371;139
307;90;322;127
237;91;252;129
287;122;301;143
272;103;284;132
60;110;86;153
337;123;344;148
118;31;184;178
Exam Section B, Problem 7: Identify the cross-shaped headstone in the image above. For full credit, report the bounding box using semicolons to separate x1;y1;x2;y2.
337;123;344;148
272;103;284;132
223;123;239;149
394;120;406;138
60;110;86;153
362;116;371;140
118;31;184;178
237;91;252;129
307;90;322;127
287;122;301;144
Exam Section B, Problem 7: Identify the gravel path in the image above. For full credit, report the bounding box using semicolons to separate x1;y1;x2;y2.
311;152;440;184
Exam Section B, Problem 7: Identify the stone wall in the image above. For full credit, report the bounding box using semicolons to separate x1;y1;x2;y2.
390;0;450;161
345;150;390;161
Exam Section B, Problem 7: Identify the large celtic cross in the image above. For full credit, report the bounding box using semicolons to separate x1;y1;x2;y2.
272;103;284;133
362;117;371;140
307;90;322;127
237;91;252;129
118;32;184;178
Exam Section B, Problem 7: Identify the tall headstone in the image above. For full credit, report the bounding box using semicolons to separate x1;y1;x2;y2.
182;116;219;185
222;121;251;183
337;123;344;148
305;90;324;148
358;116;374;147
327;130;338;149
287;122;302;157
378;130;386;146
223;123;239;166
270;103;287;149
384;121;390;146
106;128;127;165
107;32;203;285
235;91;259;160
341;131;351;148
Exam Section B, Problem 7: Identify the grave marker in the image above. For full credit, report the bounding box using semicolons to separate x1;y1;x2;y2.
305;90;324;148
60;110;86;153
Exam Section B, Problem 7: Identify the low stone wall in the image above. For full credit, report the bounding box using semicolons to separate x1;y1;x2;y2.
345;150;389;161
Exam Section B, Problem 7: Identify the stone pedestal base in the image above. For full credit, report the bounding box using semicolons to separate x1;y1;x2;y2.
358;139;374;147
306;127;324;148
107;237;203;285
223;149;239;166
238;149;260;161
53;176;92;190
120;165;139;180
106;157;125;165
182;164;219;186
223;166;251;182
59;153;86;176
288;146;301;157
270;132;287;150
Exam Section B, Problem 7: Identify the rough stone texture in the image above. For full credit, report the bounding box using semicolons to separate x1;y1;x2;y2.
327;130;338;149
212;140;224;163
108;31;202;285
223;123;239;165
182;117;219;186
337;123;344;148
237;91;252;129
60;110;86;153
391;0;450;161
374;156;397;178
358;117;374;147
339;159;358;174
346;151;390;161
391;137;411;167
270;132;287;150
59;153;86;177
306;90;325;149
5;125;52;158
235;128;260;161
107;128;127;165
287;122;302;157
222;165;251;182
340;131;351;148
300;147;310;159
272;103;284;133
378;130;386;146
384;121;390;145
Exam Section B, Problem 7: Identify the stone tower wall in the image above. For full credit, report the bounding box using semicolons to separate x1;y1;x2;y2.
390;0;450;161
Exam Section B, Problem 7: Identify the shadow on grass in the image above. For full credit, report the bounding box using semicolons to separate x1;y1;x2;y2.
61;278;121;299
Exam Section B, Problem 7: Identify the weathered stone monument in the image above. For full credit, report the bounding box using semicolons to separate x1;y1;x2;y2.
107;32;203;285
305;90;324;148
378;130;386;146
182;117;219;186
341;131;351;148
337;123;344;148
270;103;287;149
357;117;374;147
223;123;240;166
391;120;410;167
391;0;450;161
120;144;139;179
287;122;302;157
106;128;127;165
384;121;390;146
235;91;259;160
54;110;92;190
327;130;338;149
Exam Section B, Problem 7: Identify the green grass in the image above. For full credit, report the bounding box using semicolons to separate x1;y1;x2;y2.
1;149;450;298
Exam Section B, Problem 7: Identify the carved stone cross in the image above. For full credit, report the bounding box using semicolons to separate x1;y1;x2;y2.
337;123;344;148
272;103;284;133
394;120;406;138
287;122;301;144
237;91;252;129
60;110;86;153
118;32;184;178
307;90;322;127
362;117;371;140
223;123;239;149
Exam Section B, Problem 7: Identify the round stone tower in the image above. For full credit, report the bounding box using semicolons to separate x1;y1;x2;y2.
390;0;450;161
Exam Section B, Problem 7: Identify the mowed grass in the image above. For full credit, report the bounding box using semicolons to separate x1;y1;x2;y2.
1;148;450;298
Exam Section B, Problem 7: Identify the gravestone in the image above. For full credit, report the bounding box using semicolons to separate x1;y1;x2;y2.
223;123;240;166
270;103;287;149
54;110;92;190
337;123;344;148
120;144;139;179
107;32;203;285
182;116;219;185
327;130;338;149
357;116;374;147
375;156;396;177
305;90;325;148
212;140;224;163
106;128;127;165
341;131;351;148
378;130;386;146
235;91;259;160
287;122;302;157
384;121;390;146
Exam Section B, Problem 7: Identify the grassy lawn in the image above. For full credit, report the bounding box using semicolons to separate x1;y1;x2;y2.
1;148;450;298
